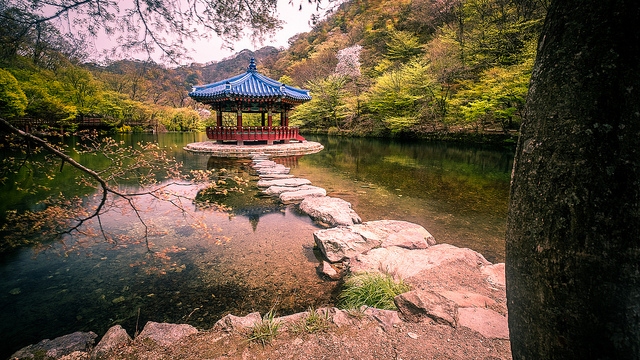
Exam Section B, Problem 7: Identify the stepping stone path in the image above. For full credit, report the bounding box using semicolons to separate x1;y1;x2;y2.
249;153;508;341
249;153;361;226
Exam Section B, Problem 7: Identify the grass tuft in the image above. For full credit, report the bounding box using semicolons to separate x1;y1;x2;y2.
247;308;281;345
338;272;410;310
292;307;331;333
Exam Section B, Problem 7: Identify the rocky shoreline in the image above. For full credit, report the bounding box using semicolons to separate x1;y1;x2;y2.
10;153;510;360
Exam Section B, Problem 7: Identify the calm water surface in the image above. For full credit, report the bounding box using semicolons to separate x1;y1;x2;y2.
0;133;513;358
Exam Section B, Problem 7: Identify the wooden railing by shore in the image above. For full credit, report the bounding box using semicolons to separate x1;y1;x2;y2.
10;116;155;129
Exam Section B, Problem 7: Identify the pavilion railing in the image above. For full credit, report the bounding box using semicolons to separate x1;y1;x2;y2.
205;126;305;142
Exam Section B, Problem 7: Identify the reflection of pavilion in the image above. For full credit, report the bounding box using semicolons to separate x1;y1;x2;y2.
189;58;312;145
199;156;286;231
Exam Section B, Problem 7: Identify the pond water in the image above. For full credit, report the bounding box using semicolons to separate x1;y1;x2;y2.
0;133;513;358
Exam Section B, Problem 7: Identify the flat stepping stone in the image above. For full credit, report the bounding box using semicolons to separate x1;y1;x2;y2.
263;185;321;195
300;196;362;228
256;164;290;175
259;174;296;180
252;160;278;168
280;187;327;202
257;178;311;188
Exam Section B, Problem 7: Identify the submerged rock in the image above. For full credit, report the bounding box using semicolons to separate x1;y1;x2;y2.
11;331;97;360
91;325;131;359
317;261;341;280
299;196;362;227
313;220;434;263
136;322;197;347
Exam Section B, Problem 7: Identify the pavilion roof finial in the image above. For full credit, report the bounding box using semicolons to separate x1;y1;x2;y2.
247;57;257;72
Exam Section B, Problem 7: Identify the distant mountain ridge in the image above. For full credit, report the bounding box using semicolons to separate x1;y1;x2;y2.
196;47;281;83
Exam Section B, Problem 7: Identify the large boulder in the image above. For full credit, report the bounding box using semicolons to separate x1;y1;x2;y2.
91;325;131;359
314;227;378;262
349;220;435;249
313;220;434;263
135;322;197;347
300;196;362;227
10;331;98;360
349;244;490;279
481;263;506;287
257;178;311;187
280;187;327;202
458;307;509;339
438;290;497;308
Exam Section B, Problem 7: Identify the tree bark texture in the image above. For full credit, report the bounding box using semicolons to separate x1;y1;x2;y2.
506;1;640;359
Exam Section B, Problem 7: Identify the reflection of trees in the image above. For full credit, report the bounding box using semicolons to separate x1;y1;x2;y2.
0;118;216;253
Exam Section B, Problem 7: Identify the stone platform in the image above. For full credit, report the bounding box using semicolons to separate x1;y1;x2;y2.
183;141;324;158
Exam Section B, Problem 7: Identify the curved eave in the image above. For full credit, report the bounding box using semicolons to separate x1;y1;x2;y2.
189;94;309;105
189;69;312;104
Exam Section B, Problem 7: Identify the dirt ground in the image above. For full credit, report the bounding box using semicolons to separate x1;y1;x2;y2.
97;313;511;360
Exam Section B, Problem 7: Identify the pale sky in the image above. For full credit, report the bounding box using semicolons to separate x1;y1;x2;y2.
186;0;319;64
87;0;320;65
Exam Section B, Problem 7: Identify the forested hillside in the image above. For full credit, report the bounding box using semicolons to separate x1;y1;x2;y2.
1;0;548;139
0;35;278;132
263;0;547;138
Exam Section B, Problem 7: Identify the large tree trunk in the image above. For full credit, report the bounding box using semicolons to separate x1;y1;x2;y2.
506;1;640;359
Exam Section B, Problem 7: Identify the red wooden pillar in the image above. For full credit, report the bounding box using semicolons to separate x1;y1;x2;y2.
283;110;290;143
267;108;273;145
236;107;243;145
216;109;223;143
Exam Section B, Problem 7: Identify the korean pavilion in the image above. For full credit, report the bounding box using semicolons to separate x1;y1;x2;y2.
188;58;312;145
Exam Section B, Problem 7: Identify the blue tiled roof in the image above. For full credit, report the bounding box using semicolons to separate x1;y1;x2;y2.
189;58;311;103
